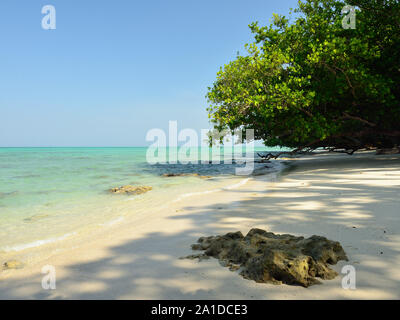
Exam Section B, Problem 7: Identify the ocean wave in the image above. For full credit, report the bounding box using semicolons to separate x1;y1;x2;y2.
99;216;125;226
11;174;41;179
172;177;251;202
223;178;250;190
1;232;76;252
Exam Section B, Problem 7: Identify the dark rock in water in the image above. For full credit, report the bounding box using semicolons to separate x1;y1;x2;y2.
184;228;348;287
23;213;49;223
109;185;152;195
0;191;18;199
162;173;211;179
3;260;24;270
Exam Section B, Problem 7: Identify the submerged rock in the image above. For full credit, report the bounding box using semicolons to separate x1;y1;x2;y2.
184;228;348;287
3;260;24;270
162;173;211;179
109;185;152;195
23;213;49;223
0;191;18;199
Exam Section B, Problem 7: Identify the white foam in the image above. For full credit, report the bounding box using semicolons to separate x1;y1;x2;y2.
173;188;221;202
173;177;250;202
223;178;250;190
1;232;76;252
99;216;124;227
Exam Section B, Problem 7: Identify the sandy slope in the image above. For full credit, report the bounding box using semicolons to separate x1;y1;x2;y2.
1;152;399;299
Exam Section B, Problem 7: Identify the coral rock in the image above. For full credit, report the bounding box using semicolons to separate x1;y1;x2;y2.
3;260;24;270
184;228;348;287
110;185;152;195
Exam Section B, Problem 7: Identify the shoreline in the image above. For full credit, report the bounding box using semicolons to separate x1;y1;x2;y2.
0;171;266;265
1;152;400;299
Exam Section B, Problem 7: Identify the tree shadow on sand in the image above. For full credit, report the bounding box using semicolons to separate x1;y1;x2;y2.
1;154;400;299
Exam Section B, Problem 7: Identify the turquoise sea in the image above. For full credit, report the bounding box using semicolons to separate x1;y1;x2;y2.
0;147;286;256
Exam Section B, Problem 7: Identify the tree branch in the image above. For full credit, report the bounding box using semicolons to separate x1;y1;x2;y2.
341;112;377;127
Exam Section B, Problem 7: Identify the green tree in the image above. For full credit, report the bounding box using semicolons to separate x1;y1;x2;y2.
207;0;400;155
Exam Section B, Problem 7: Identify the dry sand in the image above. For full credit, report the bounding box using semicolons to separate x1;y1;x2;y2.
1;152;399;299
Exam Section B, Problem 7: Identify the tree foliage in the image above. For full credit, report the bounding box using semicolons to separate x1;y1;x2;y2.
207;0;400;154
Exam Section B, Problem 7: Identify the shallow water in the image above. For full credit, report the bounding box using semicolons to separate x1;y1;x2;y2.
0;147;285;254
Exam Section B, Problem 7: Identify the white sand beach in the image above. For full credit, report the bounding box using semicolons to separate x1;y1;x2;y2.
1;152;400;299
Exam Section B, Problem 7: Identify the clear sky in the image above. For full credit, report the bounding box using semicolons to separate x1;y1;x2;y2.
0;0;298;147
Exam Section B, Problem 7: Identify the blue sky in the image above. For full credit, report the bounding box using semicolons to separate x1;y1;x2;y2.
0;0;298;147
